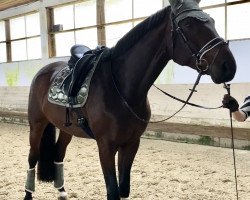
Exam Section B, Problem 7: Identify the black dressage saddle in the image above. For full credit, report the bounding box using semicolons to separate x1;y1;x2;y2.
67;44;105;101
62;44;106;137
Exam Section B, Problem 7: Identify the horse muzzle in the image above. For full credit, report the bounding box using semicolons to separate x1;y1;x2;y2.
210;57;237;84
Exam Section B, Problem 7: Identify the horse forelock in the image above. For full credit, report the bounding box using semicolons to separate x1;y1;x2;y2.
170;0;200;14
111;6;170;59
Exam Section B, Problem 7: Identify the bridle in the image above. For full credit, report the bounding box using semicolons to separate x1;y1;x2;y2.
171;8;228;74
110;8;229;124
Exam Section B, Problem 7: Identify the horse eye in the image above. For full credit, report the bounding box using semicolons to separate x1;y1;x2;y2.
182;21;191;28
181;18;192;28
184;22;191;27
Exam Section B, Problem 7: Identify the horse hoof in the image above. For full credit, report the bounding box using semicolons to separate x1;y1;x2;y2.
24;194;33;200
58;196;69;200
24;197;33;200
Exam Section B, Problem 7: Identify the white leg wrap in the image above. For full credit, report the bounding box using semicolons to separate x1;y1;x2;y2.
54;162;64;189
121;198;130;200
25;168;35;193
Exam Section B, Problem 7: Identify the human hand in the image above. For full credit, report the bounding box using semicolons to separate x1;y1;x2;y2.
222;94;239;112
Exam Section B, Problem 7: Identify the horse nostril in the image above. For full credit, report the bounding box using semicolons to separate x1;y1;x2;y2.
222;61;236;81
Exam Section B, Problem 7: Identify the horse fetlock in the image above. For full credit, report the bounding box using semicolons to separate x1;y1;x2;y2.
25;168;35;192
24;190;33;200
58;191;68;200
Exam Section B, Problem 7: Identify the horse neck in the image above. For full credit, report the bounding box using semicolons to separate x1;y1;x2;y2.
112;9;173;105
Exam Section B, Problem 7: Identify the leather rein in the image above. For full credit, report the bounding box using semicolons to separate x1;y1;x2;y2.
110;8;227;124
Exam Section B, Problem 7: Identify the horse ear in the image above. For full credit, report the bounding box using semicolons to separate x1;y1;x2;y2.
169;0;183;10
194;0;201;4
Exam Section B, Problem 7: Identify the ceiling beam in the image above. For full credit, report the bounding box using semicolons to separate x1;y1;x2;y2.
0;0;38;11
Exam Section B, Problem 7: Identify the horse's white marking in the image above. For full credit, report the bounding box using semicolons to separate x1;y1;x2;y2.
59;191;68;197
54;161;64;165
120;198;129;200
25;189;34;194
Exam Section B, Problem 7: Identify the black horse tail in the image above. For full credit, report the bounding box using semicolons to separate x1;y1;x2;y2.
37;123;56;182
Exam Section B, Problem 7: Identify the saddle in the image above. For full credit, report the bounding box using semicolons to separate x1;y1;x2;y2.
48;44;106;138
67;44;106;101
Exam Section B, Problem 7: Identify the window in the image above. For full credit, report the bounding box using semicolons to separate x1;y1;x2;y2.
200;0;225;7
0;21;7;63
105;0;162;47
52;0;97;57
201;1;250;40
106;22;133;47
50;0;163;56
134;0;163;18
227;3;250;40
205;7;225;38
9;12;41;61
105;0;133;23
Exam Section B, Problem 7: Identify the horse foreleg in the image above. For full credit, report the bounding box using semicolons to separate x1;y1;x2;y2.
118;139;140;199
24;122;47;200
54;130;72;200
98;141;119;200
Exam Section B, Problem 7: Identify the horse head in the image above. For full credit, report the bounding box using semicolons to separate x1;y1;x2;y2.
169;0;236;84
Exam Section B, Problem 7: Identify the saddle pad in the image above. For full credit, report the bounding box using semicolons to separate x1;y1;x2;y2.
48;64;96;108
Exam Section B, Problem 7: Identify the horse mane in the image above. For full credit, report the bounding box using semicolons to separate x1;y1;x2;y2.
111;6;171;59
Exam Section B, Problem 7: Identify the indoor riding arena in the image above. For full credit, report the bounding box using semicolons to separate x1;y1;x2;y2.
0;1;250;200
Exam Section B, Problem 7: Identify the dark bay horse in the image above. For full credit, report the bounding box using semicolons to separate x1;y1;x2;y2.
24;0;236;199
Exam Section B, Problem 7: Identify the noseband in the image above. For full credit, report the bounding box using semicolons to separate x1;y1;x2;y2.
172;8;228;73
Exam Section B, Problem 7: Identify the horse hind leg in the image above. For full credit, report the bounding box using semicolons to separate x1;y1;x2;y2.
54;130;72;200
24;122;56;200
118;139;140;199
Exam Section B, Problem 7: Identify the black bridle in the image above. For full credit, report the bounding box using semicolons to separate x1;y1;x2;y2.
110;9;229;124
171;8;228;74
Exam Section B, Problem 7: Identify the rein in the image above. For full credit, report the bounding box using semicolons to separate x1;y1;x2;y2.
110;65;204;124
223;83;239;200
149;71;203;123
153;84;222;110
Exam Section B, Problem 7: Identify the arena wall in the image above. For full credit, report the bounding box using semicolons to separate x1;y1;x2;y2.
1;83;250;146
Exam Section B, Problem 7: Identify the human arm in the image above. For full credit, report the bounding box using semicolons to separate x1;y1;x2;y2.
232;110;247;122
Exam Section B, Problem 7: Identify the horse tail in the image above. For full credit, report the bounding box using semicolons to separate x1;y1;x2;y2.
37;123;56;182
